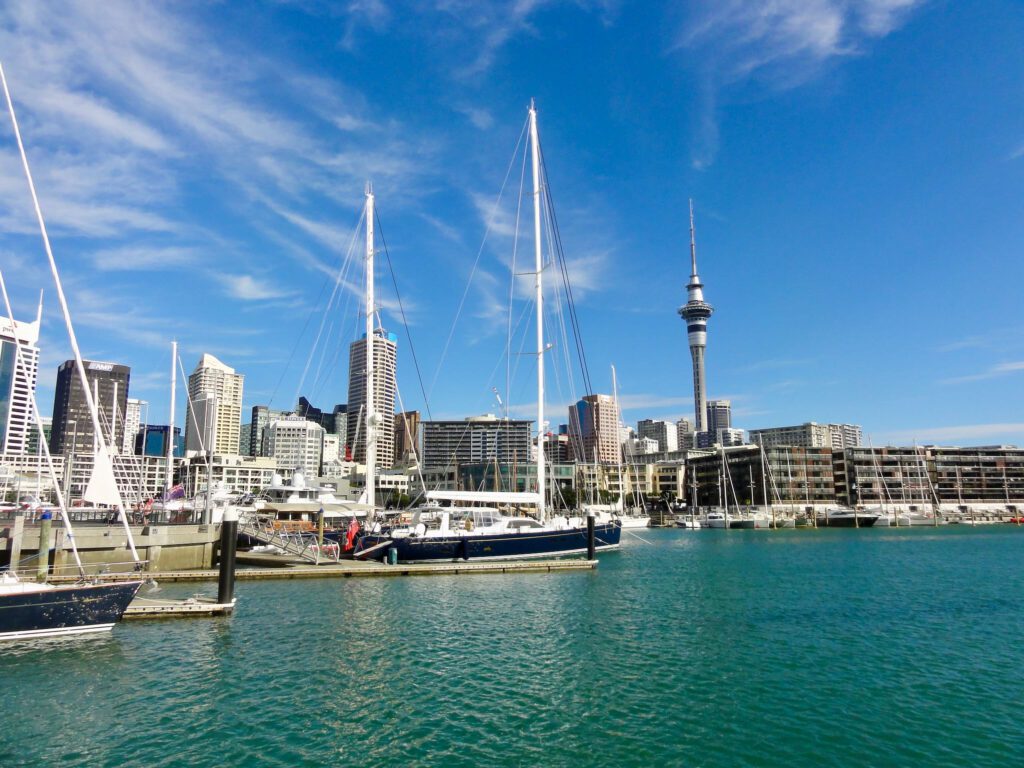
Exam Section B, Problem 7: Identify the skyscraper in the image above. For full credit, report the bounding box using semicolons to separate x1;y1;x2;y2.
568;394;620;464
50;359;130;455
677;200;714;437
0;303;41;455
346;330;397;467
185;354;243;455
121;398;145;455
637;419;678;453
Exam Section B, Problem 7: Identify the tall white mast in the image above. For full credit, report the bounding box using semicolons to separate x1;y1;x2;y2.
0;62;139;561
364;183;376;512
528;101;546;522
165;340;177;494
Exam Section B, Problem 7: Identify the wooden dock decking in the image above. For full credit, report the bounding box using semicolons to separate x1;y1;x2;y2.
47;557;599;584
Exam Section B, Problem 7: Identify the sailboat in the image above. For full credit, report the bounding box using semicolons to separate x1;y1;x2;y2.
355;103;621;562
0;63;141;640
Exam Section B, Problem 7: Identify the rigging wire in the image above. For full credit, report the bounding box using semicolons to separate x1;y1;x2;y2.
429;115;529;401
374;207;432;420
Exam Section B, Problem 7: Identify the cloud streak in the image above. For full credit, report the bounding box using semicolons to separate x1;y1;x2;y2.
676;0;926;169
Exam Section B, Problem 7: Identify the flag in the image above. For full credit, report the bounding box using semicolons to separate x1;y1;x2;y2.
163;484;185;501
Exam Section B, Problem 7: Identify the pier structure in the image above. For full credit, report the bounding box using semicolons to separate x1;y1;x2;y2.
677;201;714;440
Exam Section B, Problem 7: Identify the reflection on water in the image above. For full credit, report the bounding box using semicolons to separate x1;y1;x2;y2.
2;527;1023;767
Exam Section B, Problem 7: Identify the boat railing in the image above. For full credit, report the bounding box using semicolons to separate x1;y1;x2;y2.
4;559;150;581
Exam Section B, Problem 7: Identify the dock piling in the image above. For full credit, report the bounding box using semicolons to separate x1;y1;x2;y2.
217;509;238;604
9;511;24;572
36;511;52;581
587;513;596;561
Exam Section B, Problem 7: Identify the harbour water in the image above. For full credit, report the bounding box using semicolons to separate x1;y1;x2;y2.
3;526;1023;767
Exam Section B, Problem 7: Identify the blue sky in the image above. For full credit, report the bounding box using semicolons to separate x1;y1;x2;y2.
0;0;1022;447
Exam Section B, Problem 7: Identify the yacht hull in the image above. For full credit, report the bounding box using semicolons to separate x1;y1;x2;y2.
0;581;143;641
354;523;622;563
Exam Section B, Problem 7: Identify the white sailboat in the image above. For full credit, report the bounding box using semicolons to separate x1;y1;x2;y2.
355;102;622;562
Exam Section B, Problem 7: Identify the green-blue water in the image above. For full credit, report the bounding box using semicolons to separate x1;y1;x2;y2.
3;527;1024;767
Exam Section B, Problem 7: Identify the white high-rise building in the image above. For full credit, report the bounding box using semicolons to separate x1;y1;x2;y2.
569;394;620;464
185;354;243;455
0;302;41;455
346;330;397;468
266;417;324;480
121;398;145;455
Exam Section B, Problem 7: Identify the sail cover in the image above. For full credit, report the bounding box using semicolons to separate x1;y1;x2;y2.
82;443;126;508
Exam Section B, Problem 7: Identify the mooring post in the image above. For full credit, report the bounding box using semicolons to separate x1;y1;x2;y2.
586;512;596;561
317;508;325;546
217;509;238;605
9;510;24;574
36;510;52;582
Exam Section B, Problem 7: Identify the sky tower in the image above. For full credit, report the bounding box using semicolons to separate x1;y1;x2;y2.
677;200;714;435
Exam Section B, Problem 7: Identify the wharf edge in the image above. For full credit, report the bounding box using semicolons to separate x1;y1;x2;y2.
47;558;599;583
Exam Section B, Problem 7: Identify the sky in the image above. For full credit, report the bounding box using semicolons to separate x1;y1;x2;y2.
0;0;1022;447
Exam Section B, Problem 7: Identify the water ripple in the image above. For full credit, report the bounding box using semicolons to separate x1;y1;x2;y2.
2;527;1023;766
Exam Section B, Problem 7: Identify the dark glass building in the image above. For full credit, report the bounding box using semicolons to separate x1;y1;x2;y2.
50;360;130;455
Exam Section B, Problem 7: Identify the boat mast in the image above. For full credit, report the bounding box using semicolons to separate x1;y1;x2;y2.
0;63;139;562
528;101;546;523
166;340;177;494
364;183;377;513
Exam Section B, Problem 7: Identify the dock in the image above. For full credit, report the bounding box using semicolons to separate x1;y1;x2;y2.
48;557;599;584
124;596;236;618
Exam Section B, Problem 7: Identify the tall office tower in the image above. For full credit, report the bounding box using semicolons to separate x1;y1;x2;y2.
265;416;324;480
706;400;732;435
568;394;620;464
676;417;695;450
185;354;243;455
637;419;678;453
121;398;145;455
0;303;41;455
250;405;289;457
394;410;421;465
50;360;130;455
677;201;714;435
346;330;397;467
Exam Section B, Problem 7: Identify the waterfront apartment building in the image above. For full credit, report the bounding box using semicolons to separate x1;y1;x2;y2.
50;359;130;456
638;419;678;453
568;394;620;464
346;330;397;467
0;307;41;455
265;417;324;479
687;445;837;509
185;354;243;455
749;422;862;450
421;415;531;469
833;445;1024;511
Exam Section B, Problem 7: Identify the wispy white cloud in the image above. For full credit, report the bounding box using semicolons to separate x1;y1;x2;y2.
91;246;200;271
455;104;495;130
944;361;1024;385
216;274;298;302
675;1;926;169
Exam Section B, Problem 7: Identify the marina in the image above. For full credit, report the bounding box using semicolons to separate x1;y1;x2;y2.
2;526;1022;766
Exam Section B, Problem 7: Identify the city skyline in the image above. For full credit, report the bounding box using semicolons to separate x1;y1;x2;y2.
0;2;1022;447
